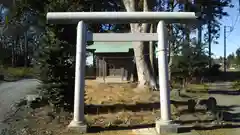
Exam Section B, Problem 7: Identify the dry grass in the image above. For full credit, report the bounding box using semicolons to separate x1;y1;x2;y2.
85;81;159;104
84;81;160;129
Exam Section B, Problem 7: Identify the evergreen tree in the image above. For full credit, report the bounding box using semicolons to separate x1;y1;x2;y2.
12;0;120;109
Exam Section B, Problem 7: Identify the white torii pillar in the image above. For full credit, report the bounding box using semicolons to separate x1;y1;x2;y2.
46;12;198;134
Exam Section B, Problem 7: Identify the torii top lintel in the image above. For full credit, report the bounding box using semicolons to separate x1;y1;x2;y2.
46;12;199;24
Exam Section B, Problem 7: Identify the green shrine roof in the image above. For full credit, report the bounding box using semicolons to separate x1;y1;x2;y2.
87;42;133;53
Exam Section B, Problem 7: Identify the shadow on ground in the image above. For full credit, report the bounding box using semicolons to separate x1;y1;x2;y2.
208;90;240;95
85;101;240;133
85;102;160;114
223;112;240;122
85;100;193;114
88;124;155;133
186;89;240;95
218;105;240;112
216;71;240;82
87;123;240;133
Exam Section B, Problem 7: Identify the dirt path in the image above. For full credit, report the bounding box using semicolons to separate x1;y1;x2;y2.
0;79;40;132
205;82;240;134
209;82;240;113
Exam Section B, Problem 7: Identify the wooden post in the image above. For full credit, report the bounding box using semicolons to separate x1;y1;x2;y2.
93;52;96;78
121;67;124;81
103;57;106;83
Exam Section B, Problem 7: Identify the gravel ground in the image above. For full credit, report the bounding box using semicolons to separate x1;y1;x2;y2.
0;79;40;132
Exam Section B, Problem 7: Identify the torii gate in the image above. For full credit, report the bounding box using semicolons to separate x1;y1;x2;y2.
46;12;198;134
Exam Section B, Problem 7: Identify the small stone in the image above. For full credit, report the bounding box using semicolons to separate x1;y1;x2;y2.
171;89;181;97
206;97;217;112
26;94;42;102
132;128;157;135
25;94;43;109
195;99;208;111
0;74;4;80
187;99;196;113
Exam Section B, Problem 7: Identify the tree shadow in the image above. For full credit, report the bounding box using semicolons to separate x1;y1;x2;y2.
208;89;240;95
88;123;155;133
85;102;160;114
178;108;206;115
222;112;240;122
214;71;240;82
85;100;239;115
175;119;214;125
218;105;240;112
190;124;240;132
87;122;240;133
86;102;240;133
85;100;191;114
186;89;240;95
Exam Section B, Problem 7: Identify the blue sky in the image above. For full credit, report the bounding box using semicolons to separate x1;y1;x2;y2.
213;0;240;58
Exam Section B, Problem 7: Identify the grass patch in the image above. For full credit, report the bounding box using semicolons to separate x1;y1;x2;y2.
231;81;240;90
0;67;35;81
186;83;209;93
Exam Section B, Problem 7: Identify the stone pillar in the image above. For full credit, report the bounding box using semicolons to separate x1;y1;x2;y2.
155;20;178;134
68;21;87;133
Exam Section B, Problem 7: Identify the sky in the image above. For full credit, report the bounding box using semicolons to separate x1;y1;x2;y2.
212;0;240;58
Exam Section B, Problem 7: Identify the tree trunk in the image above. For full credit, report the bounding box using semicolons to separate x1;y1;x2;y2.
149;24;155;75
198;25;202;46
122;0;157;90
24;32;28;67
167;1;175;81
12;37;17;67
208;20;212;68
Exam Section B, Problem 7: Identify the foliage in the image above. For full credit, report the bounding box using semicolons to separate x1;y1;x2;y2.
15;0;119;109
194;0;233;44
171;41;209;84
233;48;240;65
226;47;240;68
37;28;76;109
207;64;221;76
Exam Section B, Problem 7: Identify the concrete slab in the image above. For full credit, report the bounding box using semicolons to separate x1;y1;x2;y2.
155;120;178;134
132;128;157;135
132;128;199;135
